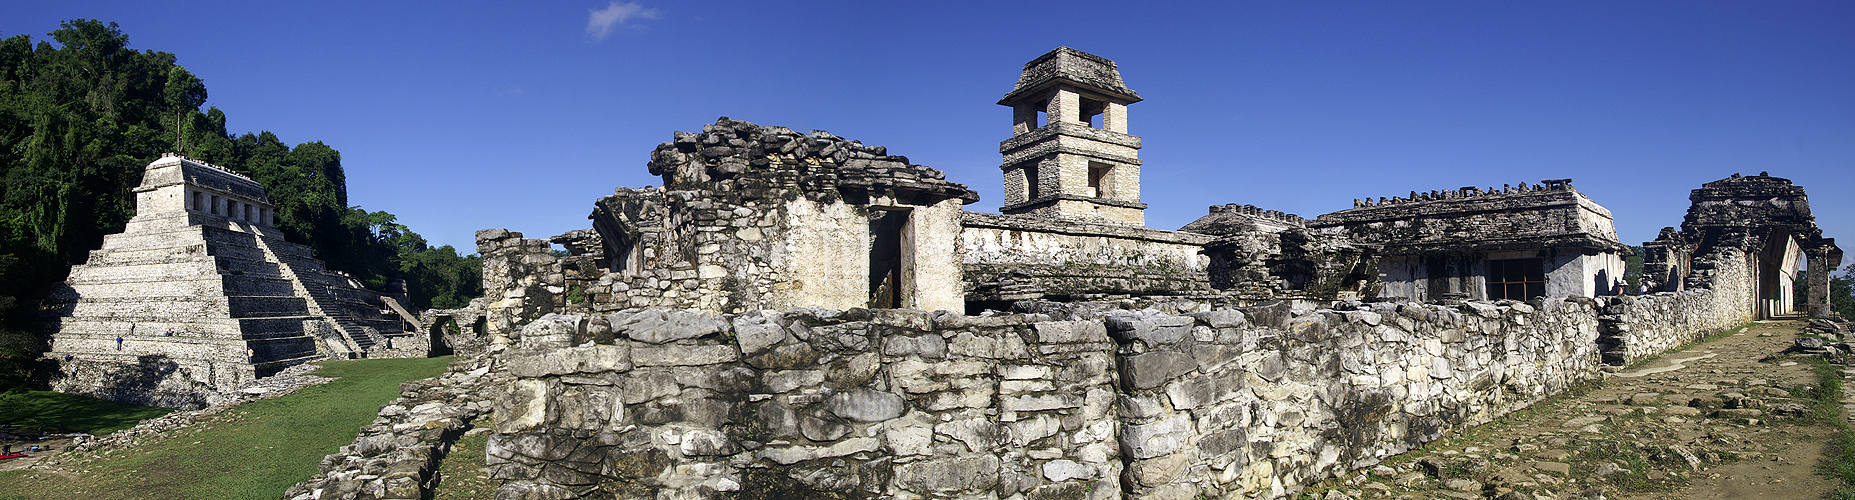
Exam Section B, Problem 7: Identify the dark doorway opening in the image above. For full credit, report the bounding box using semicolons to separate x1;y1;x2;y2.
868;209;911;309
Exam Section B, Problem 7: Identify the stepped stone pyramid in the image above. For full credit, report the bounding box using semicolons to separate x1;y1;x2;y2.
43;153;414;408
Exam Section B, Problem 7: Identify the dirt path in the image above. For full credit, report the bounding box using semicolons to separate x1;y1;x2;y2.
1306;320;1848;500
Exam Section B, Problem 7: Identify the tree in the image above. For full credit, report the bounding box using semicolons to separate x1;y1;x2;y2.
0;20;481;388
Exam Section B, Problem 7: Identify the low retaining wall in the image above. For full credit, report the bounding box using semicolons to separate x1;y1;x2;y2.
480;292;1679;499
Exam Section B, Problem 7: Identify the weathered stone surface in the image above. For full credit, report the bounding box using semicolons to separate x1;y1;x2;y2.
506;345;631;377
612;308;728;344
1032;320;1110;343
882;333;948;358
1106;315;1194;346
1042;459;1094;482
1121;415;1191;460
896;454;1001;493
731;312;789;356
1120;351;1196;390
825;389;906;422
630;344;739;366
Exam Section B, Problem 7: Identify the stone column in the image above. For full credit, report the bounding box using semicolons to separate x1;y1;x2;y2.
1104;102;1128;133
1048;89;1081;126
1806;247;1835;318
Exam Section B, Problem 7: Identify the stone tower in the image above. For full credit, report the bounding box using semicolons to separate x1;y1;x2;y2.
43;154;412;408
998;47;1146;226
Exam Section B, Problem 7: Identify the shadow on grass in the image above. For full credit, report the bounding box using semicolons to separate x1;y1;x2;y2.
0;388;173;435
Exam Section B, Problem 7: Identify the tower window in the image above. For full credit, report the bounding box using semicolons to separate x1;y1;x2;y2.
1088;162;1113;198
1488;259;1545;300
1080;97;1107;128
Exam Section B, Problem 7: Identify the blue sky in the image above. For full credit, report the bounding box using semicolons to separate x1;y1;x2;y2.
6;1;1853;267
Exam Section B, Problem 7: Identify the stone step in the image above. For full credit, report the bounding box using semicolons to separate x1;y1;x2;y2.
49;296;235;320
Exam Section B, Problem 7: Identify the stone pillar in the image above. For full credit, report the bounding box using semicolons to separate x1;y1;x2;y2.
1048;89;1081;126
1104;102;1127;133
1014;104;1037;135
1806;247;1836;318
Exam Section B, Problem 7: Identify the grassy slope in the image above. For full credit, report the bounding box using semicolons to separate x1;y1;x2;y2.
0;356;450;500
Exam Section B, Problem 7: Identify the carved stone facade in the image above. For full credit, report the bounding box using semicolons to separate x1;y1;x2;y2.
42;154;418;408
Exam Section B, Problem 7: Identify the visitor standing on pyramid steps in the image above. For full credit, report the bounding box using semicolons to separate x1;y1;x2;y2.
115;336;123;350
247;348;256;363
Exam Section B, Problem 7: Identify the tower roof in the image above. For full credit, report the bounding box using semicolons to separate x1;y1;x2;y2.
999;47;1141;105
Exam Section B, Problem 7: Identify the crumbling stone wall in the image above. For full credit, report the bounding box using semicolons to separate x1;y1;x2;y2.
473;290;1779;499
1112;298;1602;498
488;307;1120;499
1595;287;1749;365
960;211;1212;306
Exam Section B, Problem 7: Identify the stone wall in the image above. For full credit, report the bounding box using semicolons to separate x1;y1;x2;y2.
1597;249;1757;364
487;307;1121;499
960;211;1213;305
477;288;1771;499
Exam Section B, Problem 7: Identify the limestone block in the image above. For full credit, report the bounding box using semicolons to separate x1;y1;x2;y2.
756;437;880;465
505;345;632;377
517;314;584;349
731;311;789;357
881;333;947;358
1119;351;1197;390
872;308;933;332
1031;320;1110;344
1121;415;1192;460
631;344;739;366
1186;309;1248;328
825;389;905;422
1106;315;1194;347
762;369;824;393
895;454;1002;493
936;417;1003;452
1043;459;1095;482
1129;452;1194;487
678;429;738;456
494;379;550;434
885;416;934;456
800;408;850;442
1164;372;1245;410
947;331;1029;359
612;308;729;344
494;482;575;500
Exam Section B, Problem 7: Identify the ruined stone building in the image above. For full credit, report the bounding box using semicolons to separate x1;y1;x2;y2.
1185;180;1630;304
1643;172;1843;319
448;46;1840;344
329;47;1849;500
42;154;420;408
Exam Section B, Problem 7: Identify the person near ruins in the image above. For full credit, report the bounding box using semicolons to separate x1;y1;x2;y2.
115;336;123;350
247;348;256;363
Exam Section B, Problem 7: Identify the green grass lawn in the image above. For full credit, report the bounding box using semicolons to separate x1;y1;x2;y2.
0;356;451;500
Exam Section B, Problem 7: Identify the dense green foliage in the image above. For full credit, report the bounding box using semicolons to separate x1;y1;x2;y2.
0;356;452;500
0;20;479;389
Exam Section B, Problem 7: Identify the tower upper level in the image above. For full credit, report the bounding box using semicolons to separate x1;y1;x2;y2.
997;47;1147;226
